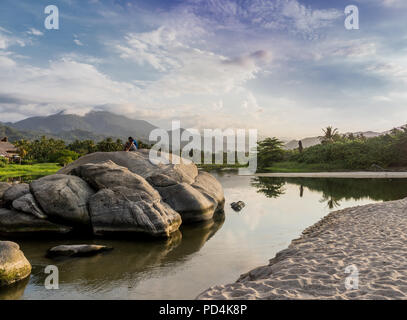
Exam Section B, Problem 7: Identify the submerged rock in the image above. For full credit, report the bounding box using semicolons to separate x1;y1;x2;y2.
3;184;30;206
46;244;113;258
231;201;245;212
12;194;47;219
0;208;72;235
0;241;31;287
30;174;94;226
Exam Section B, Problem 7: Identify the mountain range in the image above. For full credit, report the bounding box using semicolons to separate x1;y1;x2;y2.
1;111;158;143
1;111;403;150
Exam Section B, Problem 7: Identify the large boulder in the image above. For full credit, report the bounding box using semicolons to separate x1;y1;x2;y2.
30;174;94;226
59;150;198;185
59;151;225;223
0;241;31;286
192;171;225;211
12;194;47;219
69;161;182;237
3;184;30;206
157;183;216;222
71;160;160;202
0;208;72;235
89;187;182;237
0;182;11;207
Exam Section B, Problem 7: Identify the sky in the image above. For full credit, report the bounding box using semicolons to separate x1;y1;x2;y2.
0;0;407;139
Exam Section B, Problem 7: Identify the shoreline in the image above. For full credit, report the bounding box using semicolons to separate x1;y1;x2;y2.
254;172;407;178
198;198;407;300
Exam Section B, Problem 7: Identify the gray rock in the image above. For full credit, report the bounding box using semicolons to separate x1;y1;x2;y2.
231;201;245;212
0;241;32;286
12;194;47;219
58;151;225;224
89;188;182;237
71;160;160;202
0;208;72;235
157;183;216;223
30;174;94;225
3;184;30;206
46;244;113;258
192;171;225;211
59;150;198;184
0;182;11;207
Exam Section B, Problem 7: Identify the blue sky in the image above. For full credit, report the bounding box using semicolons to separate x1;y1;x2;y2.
0;0;407;138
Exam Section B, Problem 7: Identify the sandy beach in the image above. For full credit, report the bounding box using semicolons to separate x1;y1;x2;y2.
198;198;407;300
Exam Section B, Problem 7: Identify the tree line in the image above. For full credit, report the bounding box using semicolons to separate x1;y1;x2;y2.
14;137;149;166
257;125;407;170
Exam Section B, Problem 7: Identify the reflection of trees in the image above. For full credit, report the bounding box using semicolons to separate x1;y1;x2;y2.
319;195;341;209
251;177;286;198
285;178;407;203
251;177;407;207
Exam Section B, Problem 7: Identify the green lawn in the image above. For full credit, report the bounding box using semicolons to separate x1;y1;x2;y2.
264;161;351;173
0;163;62;180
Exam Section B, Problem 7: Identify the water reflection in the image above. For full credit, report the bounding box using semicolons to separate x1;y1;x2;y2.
0;212;225;299
252;177;407;208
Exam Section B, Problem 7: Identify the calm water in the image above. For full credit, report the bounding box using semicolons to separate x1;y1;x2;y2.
1;172;407;300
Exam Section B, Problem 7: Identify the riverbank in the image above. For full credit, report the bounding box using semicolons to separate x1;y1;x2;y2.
198;198;407;299
255;172;407;178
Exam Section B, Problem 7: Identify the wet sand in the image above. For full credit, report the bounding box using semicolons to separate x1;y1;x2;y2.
198;198;407;300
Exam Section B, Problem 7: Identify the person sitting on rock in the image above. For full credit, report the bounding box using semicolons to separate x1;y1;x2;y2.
124;137;139;152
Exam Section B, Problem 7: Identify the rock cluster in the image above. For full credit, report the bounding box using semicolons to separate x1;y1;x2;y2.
0;151;225;238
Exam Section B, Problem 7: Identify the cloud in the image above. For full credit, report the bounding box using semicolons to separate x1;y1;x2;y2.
0;27;27;49
74;39;84;46
181;0;342;36
27;28;43;36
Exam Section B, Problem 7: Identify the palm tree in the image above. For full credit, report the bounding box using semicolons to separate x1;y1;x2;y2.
320;126;340;144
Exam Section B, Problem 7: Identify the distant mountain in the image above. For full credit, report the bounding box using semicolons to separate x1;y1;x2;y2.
8;111;158;143
0;123;118;144
284;130;383;150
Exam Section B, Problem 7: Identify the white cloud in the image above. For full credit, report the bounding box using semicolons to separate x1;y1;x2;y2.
74;39;84;46
27;28;44;36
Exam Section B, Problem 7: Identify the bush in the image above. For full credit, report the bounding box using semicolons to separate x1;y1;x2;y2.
0;157;7;168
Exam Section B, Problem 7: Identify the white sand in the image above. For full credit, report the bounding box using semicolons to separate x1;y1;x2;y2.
198;198;407;300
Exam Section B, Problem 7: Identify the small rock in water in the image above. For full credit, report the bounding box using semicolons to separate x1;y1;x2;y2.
46;244;113;258
231;201;245;212
0;241;32;287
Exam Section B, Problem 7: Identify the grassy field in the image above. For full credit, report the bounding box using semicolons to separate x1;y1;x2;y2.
264;161;351;173
0;163;62;180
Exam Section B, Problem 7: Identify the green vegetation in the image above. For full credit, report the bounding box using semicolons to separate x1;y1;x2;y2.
257;125;407;172
0;163;61;180
13;136;135;166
